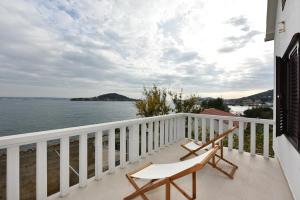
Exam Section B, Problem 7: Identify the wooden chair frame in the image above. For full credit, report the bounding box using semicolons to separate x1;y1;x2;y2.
124;146;220;200
180;127;238;179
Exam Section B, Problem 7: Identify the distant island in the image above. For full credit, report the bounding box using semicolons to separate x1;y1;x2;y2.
224;90;273;106
70;93;136;101
196;89;273;107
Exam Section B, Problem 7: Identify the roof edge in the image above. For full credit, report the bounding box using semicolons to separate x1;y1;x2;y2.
265;0;278;42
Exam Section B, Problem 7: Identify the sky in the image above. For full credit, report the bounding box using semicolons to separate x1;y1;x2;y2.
0;0;274;99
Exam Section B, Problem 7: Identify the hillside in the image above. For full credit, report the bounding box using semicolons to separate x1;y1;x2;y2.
225;90;273;105
70;93;136;101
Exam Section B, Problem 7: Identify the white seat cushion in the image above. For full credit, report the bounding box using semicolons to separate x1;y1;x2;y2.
131;148;215;180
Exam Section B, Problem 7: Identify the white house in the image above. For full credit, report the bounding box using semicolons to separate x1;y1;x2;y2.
200;108;240;135
266;0;300;199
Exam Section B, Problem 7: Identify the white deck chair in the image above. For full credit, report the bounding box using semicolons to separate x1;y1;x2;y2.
180;127;238;179
124;146;220;200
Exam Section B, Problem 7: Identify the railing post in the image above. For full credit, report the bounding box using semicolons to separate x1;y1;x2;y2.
273;123;276;155
202;118;206;143
264;123;270;159
60;136;69;197
160;120;165;147
141;123;147;157
218;119;223;135
170;119;174;144
176;117;180;140
148;122;153;154
129;125;139;162
108;129;115;173
95;131;103;179
174;118;178;141
36;141;47;200
154;121;159;151
250;122;256;156
238;121;244;153
194;117;199;141
228;120;233;150
79;133;88;187
7;146;20;200
164;120;169;145
210;118;214;140
188;116;192;139
179;117;184;139
119;127;126;168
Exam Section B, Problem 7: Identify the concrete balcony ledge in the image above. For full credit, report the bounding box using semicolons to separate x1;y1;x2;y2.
53;139;293;200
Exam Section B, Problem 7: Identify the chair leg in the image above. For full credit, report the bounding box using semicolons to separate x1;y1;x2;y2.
192;172;196;199
213;154;238;179
125;174;150;200
166;181;171;200
170;180;194;200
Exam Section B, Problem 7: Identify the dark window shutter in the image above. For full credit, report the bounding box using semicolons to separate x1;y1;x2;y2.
286;49;300;149
276;56;286;137
282;0;286;10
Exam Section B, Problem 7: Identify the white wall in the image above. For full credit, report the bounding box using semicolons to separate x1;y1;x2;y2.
274;0;300;57
274;0;300;199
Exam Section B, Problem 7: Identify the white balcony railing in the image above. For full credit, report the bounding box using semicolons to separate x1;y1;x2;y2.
0;113;274;200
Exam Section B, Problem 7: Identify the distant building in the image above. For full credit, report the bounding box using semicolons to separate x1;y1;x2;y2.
200;108;242;135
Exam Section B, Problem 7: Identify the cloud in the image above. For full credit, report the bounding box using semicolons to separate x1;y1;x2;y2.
161;48;200;64
226;16;250;31
0;0;273;98
218;30;262;53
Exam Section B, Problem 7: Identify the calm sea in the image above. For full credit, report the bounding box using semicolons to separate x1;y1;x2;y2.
0;98;137;136
0;98;253;137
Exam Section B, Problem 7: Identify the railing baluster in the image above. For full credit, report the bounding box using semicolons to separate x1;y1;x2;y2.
173;118;177;142
154;121;159;151
194;117;199;141
129;125;139;162
176;118;179;140
95;131;103;179
60;136;69;197
108;129;115;173
179;117;185;139
165;120;169;145
202;118;206;143
228;120;233;150
182;117;186;139
210;118;214;140
238;121;244;153
141;123;147;157
148;122;153;154
177;118;180;140
119;127;126;168
218;119;223;135
7;146;20;200
188;116;192;139
160;120;164;147
273;124;276;153
264;123;270;159
170;119;174;143
36;141;47;200
251;122;256;156
79;133;88;187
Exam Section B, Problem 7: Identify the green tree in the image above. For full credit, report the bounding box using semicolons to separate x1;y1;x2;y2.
135;85;171;117
170;91;202;113
201;97;229;111
243;107;273;119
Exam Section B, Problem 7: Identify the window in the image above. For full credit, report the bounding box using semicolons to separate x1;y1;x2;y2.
276;33;300;153
282;0;286;10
